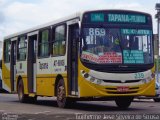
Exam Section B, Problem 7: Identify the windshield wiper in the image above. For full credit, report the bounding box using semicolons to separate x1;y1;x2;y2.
119;34;133;59
128;37;134;58
117;33;124;53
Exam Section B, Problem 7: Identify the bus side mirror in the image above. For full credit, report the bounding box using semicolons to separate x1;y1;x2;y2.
0;60;2;69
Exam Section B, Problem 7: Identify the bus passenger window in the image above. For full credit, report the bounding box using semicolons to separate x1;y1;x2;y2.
38;29;49;57
4;40;11;63
17;36;27;61
53;25;66;56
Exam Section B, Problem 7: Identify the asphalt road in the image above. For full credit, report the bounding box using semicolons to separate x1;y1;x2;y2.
0;93;160;120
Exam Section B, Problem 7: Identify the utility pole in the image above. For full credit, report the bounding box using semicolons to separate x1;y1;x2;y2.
155;3;160;82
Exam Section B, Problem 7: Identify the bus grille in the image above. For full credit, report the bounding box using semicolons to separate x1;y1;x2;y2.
103;79;141;83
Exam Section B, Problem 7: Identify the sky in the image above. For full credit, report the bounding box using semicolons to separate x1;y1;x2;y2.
0;0;160;41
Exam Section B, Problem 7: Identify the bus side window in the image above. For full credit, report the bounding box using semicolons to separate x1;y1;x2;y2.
52;25;66;56
38;29;50;58
17;36;27;61
4;40;11;63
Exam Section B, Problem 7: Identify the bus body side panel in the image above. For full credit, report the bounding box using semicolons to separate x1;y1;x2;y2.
36;56;68;97
2;61;11;92
36;75;54;96
36;57;54;96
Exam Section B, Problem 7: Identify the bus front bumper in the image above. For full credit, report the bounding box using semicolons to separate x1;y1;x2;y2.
79;79;155;97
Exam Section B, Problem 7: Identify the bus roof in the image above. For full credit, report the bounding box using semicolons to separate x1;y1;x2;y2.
4;12;82;40
4;9;151;40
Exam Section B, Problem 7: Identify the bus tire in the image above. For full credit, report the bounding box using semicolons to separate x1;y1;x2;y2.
28;96;37;103
17;80;28;103
153;98;160;102
115;97;133;109
56;78;68;108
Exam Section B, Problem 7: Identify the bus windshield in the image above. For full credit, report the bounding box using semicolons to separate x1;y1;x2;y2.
81;27;153;65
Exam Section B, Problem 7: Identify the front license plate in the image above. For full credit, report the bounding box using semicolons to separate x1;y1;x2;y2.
117;86;129;92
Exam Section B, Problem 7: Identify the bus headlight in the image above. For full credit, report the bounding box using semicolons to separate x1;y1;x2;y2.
90;77;96;82
81;70;102;85
84;73;89;78
97;79;102;84
142;77;152;84
146;77;152;83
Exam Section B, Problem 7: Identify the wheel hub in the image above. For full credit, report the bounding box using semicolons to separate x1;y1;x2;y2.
18;85;23;100
58;86;65;101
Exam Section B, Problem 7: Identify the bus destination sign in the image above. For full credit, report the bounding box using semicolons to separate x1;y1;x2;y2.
121;29;151;35
108;14;146;23
89;13;147;24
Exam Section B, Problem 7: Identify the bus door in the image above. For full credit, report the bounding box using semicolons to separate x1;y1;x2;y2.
67;20;79;96
27;32;38;93
10;38;17;92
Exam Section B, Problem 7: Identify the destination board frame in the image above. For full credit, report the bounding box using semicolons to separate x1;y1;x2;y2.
82;10;152;25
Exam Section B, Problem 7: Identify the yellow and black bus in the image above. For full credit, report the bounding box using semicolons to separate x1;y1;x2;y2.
1;10;155;109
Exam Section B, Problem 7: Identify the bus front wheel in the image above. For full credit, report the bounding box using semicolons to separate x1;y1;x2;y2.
17;80;28;103
56;79;68;108
153;98;160;102
115;97;133;109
